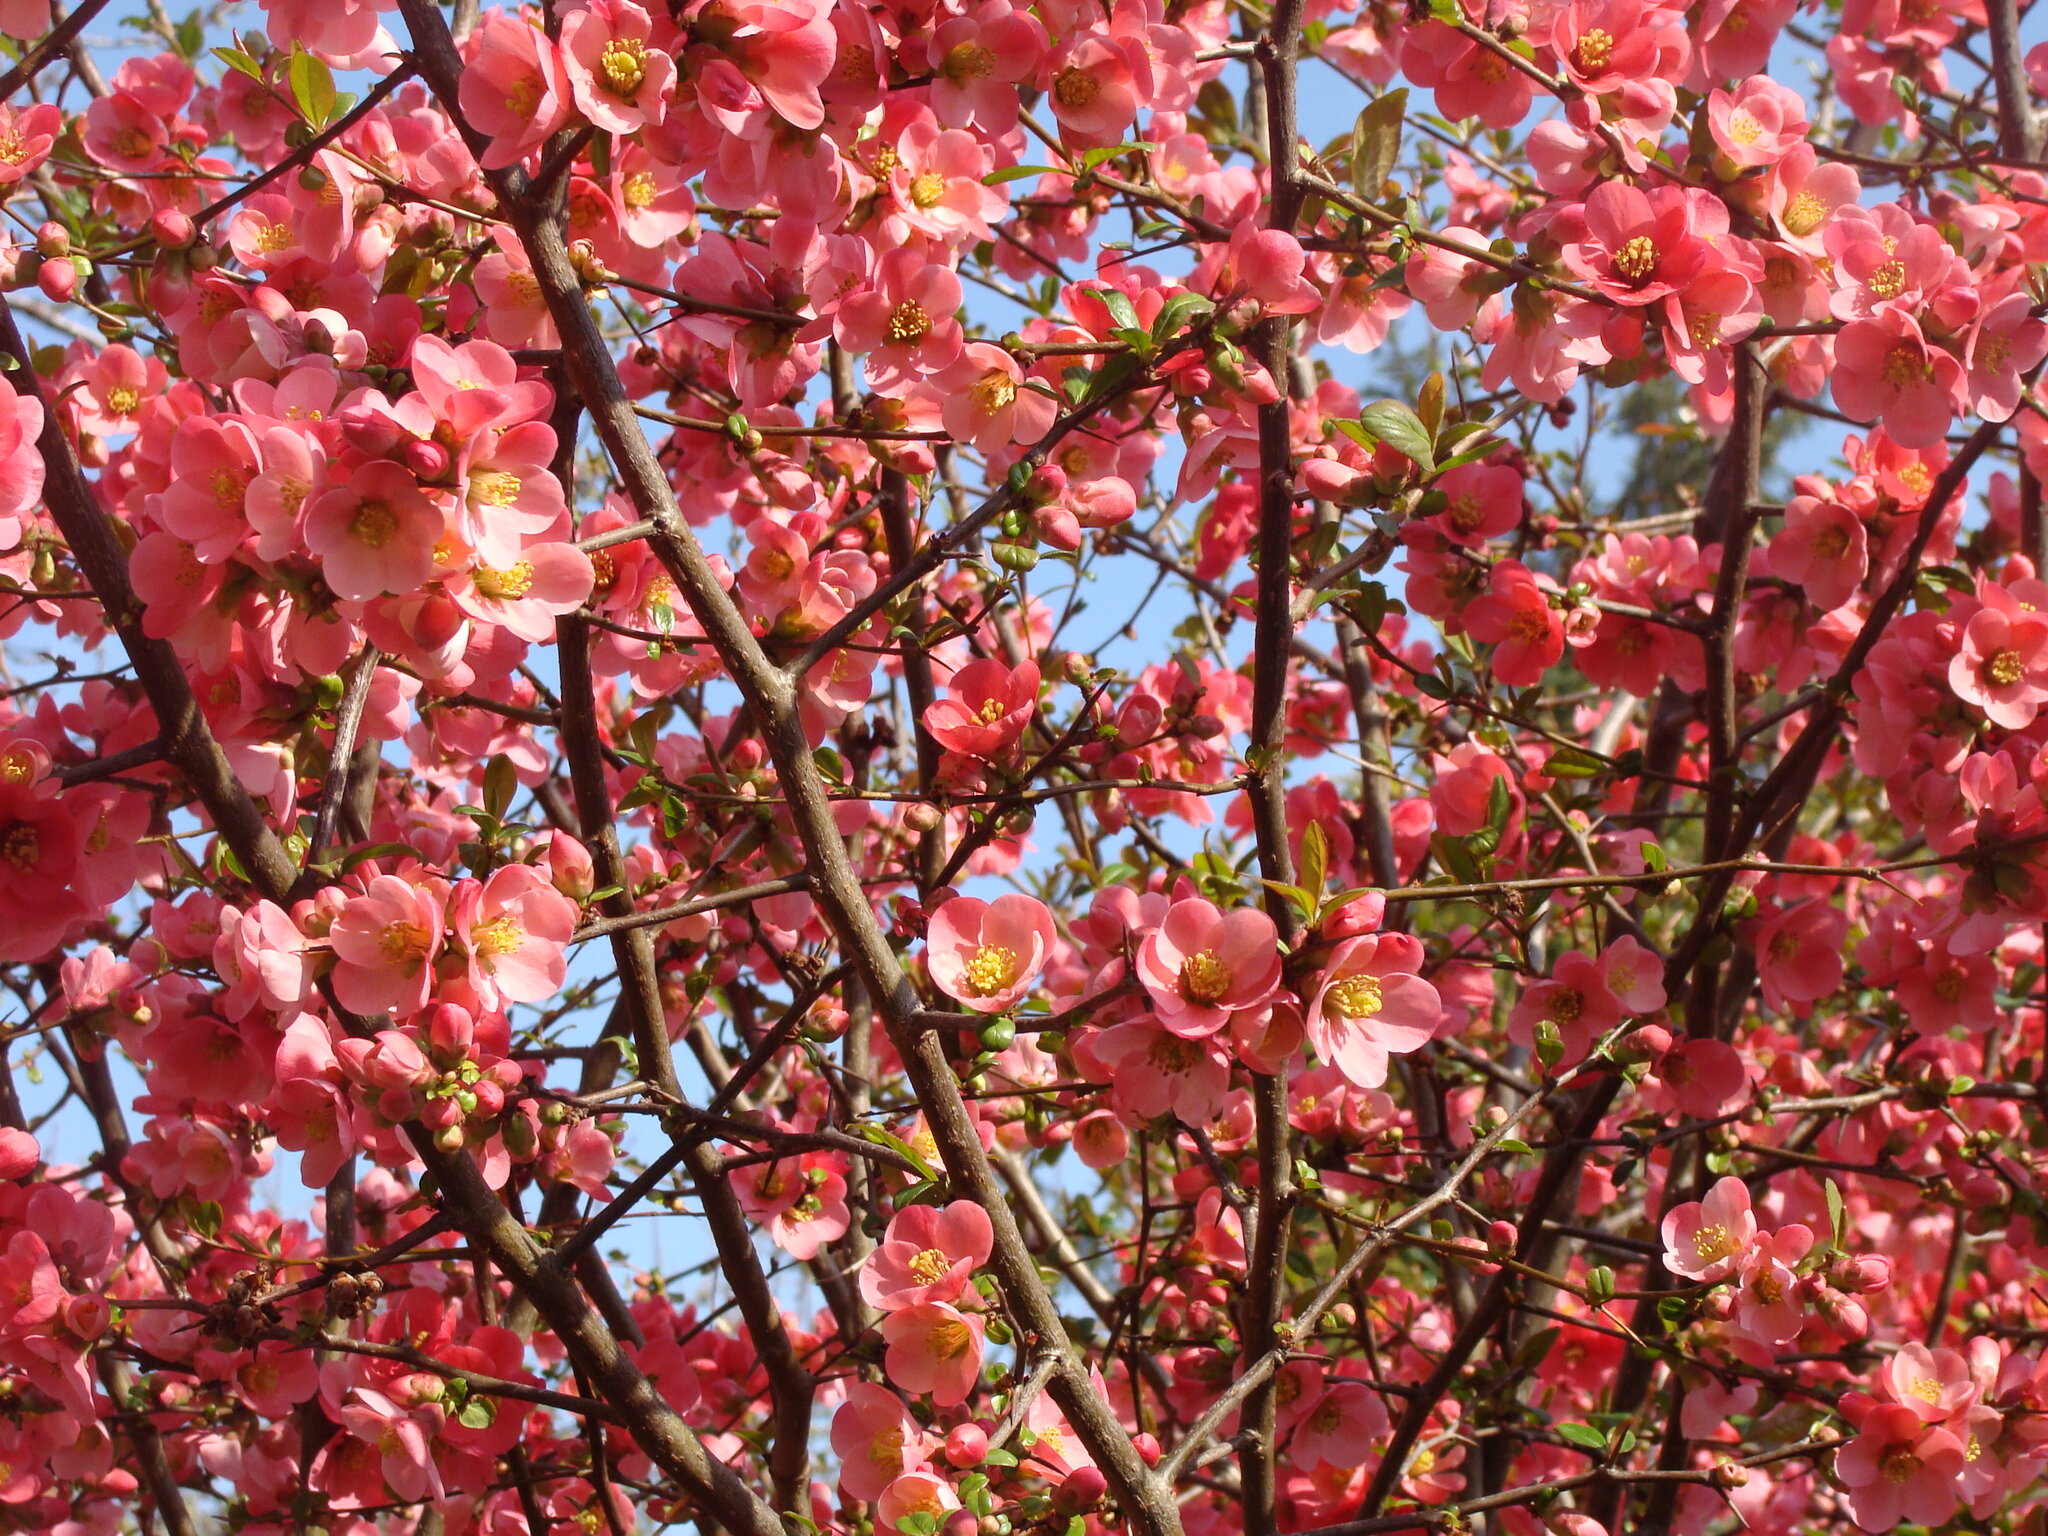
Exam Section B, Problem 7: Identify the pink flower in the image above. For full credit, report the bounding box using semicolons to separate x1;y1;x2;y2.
1658;1038;1746;1118
1561;183;1712;308
460;11;574;169
451;864;577;1009
559;0;674;135
925;0;1047;132
1832;311;1960;451
1045;32;1139;148
1731;1224;1814;1346
1770;493;1869;612
1305;933;1442;1089
923;657;1039;759
328;873;448;1017
861;1200;995;1311
1659;1175;1757;1283
1083;1021;1231;1123
925;894;1056;1013
1707;77;1810;168
931;345;1058;453
1965;290;2048;423
1752;900;1848;1011
1135;896;1282;1038
1836;1403;1965;1531
1431;462;1524;546
832;1382;933;1501
0;103;60;186
879;1301;986;1407
1508;949;1623;1068
1876;1344;1976;1422
1292;1381;1390;1471
1949;603;2048;728
304;460;445;603
1464;560;1565;685
834;249;966;393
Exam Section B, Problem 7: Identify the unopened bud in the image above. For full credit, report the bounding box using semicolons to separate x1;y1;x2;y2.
34;222;67;259
37;258;75;303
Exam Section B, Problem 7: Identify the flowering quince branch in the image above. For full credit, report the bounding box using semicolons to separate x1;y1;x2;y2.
17;0;2048;1535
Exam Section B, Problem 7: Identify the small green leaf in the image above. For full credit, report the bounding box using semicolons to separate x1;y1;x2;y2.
984;163;1056;184
211;46;263;80
1098;288;1141;332
1556;1422;1608;1452
288;45;336;126
1825;1178;1846;1251
1349;88;1407;200
483;754;517;821
1359;399;1436;473
1546;745;1606;778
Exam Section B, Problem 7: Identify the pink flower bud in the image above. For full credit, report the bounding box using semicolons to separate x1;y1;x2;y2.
150;209;196;249
37;257;75;303
405;438;451;481
64;1294;111;1341
34;222;67;258
943;1511;979;1536
0;1126;39;1180
943;1423;989;1468
1133;1432;1162;1467
1053;1468;1109;1514
1321;893;1387;940
543;832;596;901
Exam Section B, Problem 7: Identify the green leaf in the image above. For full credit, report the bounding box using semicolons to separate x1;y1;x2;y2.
982;1448;1018;1468
1432;832;1483;886
288;45;336;126
212;46;262;80
1485;774;1513;836
1825;1178;1846;1250
1349;88;1407;200
1358;399;1435;473
984;163;1056;184
854;1124;937;1183
1556;1422;1608;1452
483;754;517;821
1098;288;1141;332
1546;745;1606;777
1496;1138;1534;1155
1150;291;1214;346
1299;820;1329;903
457;1397;496;1429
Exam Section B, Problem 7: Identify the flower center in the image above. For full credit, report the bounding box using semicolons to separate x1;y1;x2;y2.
908;171;947;209
599;38;648;98
1612;235;1660;284
1866;259;1908;300
1326;973;1384;1019
1179;949;1232;1005
622;171;657;210
1727;109;1763;145
351;501;398;549
1908;1375;1943;1403
908;1247;951;1285
927;1318;973;1359
887;300;932;343
1053;67;1099;109
1782;191;1827;237
1882;1447;1921;1484
475;562;536;601
969;370;1018;415
1147;1035;1200;1071
1987;648;2026;687
378;920;432;963
1812;523;1851;561
1692;1223;1735;1262
471;470;522;507
0;824;37;871
944;41;997;79
1880;343;1928;387
1574;27;1614;71
470;914;524;958
962;943;1018;997
104;385;140;416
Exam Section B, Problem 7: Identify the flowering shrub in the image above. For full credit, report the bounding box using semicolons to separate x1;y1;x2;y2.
5;0;2048;1533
